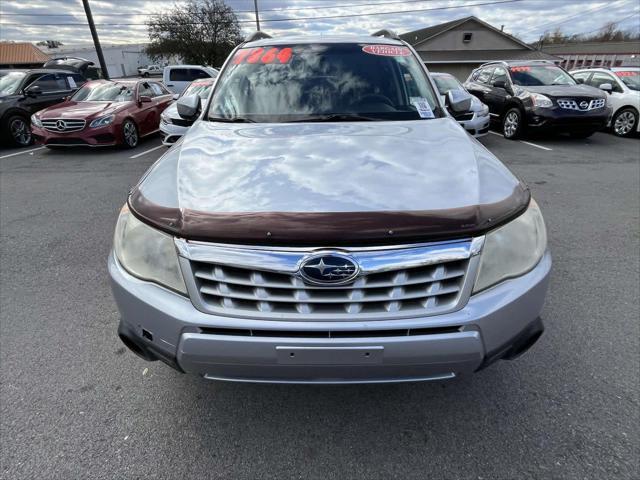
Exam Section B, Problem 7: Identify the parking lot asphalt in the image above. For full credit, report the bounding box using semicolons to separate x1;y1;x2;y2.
1;130;638;480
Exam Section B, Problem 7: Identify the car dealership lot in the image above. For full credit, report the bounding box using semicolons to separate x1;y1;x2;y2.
1;133;638;479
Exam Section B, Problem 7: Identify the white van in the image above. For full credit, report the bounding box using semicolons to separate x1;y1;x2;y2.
162;65;219;94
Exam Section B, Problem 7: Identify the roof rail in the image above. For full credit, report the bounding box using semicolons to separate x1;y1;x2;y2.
372;29;400;40
245;31;272;43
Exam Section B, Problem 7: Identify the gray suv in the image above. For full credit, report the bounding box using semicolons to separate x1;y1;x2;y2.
109;32;551;384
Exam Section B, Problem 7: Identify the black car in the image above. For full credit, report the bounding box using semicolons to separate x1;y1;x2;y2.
464;60;611;139
0;68;86;147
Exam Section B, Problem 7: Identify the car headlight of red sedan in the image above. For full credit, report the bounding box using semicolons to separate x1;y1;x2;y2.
89;115;115;128
31;114;42;128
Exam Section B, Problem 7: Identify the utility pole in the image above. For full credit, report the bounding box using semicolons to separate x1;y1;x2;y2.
82;0;109;79
253;0;261;31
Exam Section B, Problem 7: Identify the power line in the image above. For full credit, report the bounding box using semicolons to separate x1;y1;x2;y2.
571;10;640;36
0;0;455;15
0;0;524;26
519;0;629;35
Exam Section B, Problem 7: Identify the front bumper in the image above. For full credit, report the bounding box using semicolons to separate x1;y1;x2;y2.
460;112;490;138
109;250;552;384
160;120;188;146
32;124;119;147
526;106;611;132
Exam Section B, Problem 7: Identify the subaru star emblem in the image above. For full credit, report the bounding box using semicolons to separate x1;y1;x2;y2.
56;120;67;131
299;253;359;285
579;101;589;110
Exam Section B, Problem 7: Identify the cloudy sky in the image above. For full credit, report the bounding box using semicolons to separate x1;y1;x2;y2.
0;0;638;46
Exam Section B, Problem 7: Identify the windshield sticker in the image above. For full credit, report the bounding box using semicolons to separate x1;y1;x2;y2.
510;66;531;72
410;97;434;119
67;76;77;88
362;45;411;57
616;71;638;77
233;47;293;65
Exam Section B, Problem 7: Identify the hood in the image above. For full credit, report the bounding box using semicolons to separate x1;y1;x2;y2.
130;118;529;245
524;84;606;99
39;101;130;119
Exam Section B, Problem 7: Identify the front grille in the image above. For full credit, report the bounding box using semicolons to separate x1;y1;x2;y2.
454;112;474;121
557;98;606;111
42;119;86;133
185;242;475;321
172;118;193;127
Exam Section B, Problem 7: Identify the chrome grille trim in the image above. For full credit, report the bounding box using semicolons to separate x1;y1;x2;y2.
557;98;606;111
177;238;483;321
42;119;86;133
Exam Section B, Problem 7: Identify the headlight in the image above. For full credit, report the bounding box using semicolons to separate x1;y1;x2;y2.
89;114;115;128
473;199;547;293
530;93;553;108
479;104;489;116
31;114;42;128
113;204;187;294
161;114;172;124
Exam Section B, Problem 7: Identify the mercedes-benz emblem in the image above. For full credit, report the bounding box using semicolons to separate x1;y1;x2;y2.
579;101;589;110
56;120;67;131
299;253;359;285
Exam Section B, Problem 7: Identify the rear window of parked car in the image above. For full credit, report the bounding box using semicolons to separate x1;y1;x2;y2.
169;68;211;82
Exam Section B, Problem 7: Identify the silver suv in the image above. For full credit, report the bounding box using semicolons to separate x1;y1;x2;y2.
109;32;551;384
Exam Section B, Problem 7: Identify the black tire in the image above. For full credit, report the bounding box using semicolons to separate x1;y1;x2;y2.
4;115;33;147
611;107;638;137
121;119;139;149
502;107;523;139
143;72;149;78
569;131;595;139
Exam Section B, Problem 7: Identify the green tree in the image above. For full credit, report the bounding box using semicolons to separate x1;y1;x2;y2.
146;0;243;67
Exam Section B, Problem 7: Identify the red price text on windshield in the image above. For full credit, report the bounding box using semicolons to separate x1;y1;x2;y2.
615;71;638;77
232;47;293;65
510;66;531;72
362;45;411;57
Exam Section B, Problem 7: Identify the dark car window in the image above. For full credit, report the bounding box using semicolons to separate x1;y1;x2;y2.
72;82;134;102
571;71;591;84
138;82;156;97
27;73;69;92
477;67;495;84
169;68;211;82
0;71;27;95
208;43;441;123
491;67;508;85
509;65;576;87
588;72;622;93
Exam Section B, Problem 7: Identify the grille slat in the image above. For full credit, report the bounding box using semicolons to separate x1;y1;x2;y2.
190;255;471;319
557;98;606;111
42;118;86;133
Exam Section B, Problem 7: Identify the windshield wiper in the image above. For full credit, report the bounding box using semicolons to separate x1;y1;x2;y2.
290;114;380;123
208;116;256;123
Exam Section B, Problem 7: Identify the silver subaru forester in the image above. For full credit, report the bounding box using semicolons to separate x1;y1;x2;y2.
109;31;551;384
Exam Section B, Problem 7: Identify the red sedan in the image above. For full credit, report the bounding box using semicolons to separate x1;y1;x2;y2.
31;79;173;148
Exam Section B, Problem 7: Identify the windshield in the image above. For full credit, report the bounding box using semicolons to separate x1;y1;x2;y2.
509;65;576;87
432;75;463;94
182;80;213;99
615;71;639;91
208;43;441;122
71;82;134;102
0;71;26;95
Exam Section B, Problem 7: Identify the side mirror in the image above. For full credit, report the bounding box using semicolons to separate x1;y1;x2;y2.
177;94;201;120
599;83;613;94
446;89;472;113
139;95;152;103
492;79;507;89
25;85;42;97
172;93;179;101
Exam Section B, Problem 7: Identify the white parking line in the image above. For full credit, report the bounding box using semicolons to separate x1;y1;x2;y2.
129;145;165;159
488;131;552;151
0;147;45;159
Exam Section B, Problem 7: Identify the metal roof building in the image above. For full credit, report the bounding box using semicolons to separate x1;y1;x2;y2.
541;41;640;70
